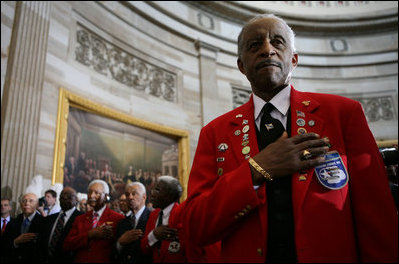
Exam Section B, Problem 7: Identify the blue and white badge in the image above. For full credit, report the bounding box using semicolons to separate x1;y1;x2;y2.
314;151;349;190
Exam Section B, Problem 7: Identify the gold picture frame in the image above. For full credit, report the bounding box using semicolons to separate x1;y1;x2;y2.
52;88;190;200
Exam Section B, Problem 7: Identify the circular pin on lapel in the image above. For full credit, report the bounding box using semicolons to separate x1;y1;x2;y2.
296;118;306;127
242;125;250;133
242;146;250;155
297;127;307;135
234;130;241;136
308;120;315;127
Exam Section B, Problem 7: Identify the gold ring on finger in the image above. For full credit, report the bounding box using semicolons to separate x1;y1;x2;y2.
301;149;312;160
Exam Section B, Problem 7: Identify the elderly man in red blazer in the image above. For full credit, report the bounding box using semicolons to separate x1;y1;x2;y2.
183;14;398;263
141;176;187;263
64;180;124;263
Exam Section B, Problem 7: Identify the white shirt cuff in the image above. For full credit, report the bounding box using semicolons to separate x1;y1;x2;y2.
147;230;158;246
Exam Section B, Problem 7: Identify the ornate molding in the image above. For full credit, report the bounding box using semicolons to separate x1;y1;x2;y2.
353;96;396;122
75;25;177;102
232;86;251;109
231;86;396;122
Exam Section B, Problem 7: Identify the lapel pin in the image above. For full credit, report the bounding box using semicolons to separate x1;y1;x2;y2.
236;114;243;118
296;118;306;127
242;140;249;146
308;120;315;127
242;146;251;155
218;143;228;152
245;154;250;160
242;119;248;125
217;168;223;176
299;175;307;181
216;157;225;162
242;125;250;133
243;134;249;141
234;130;241;136
297;127;307;135
265;123;274;131
296;110;305;117
302;100;311;106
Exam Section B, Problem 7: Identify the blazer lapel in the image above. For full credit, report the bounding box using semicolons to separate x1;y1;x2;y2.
228;95;260;164
290;87;325;216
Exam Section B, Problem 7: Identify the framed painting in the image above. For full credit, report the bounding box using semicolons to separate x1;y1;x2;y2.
52;88;190;202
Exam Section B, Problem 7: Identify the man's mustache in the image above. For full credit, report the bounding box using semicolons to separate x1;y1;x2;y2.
256;60;282;70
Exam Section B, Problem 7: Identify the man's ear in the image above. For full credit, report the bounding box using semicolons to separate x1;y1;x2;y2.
237;58;246;75
292;53;298;68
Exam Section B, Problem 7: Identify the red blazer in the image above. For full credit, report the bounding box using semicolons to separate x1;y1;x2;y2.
141;203;187;263
63;207;124;263
184;86;398;263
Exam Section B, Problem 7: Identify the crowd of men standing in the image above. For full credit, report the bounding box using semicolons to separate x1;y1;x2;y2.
1;177;218;263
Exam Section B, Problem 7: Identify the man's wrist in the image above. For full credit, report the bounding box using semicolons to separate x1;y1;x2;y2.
249;158;273;182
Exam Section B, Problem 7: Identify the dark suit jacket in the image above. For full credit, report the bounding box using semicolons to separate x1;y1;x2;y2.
115;207;152;263
40;208;83;263
1;212;45;263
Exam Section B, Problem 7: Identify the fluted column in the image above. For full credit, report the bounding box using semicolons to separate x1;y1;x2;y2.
1;2;50;204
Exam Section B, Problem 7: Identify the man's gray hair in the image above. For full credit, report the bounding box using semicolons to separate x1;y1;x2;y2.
237;14;296;58
158;176;182;201
126;181;146;195
88;179;109;194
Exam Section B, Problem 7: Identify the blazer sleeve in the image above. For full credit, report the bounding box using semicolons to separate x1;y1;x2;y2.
63;215;89;252
183;125;263;246
344;101;398;262
140;211;156;256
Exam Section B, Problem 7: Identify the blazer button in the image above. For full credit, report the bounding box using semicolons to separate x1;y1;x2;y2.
257;248;263;256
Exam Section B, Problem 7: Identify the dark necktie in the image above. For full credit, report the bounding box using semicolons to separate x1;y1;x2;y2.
129;214;136;228
157;210;163;227
49;212;66;256
21;218;30;233
259;103;285;150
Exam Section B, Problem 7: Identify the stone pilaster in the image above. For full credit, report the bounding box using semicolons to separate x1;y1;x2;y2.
195;40;220;126
1;1;50;203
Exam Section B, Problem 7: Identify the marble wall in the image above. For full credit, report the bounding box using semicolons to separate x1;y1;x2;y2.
1;1;398;204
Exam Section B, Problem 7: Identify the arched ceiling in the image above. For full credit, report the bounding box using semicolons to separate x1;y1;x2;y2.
187;1;398;36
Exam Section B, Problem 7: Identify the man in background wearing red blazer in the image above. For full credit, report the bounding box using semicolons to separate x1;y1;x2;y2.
64;179;124;263
183;14;398;263
141;176;186;263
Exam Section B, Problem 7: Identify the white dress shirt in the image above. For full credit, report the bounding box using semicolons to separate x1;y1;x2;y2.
147;203;174;246
253;85;291;131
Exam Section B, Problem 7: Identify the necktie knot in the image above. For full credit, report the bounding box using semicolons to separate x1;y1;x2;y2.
259;103;285;150
262;103;275;116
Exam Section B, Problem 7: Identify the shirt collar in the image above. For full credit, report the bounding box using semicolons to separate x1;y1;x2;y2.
24;212;36;222
134;205;145;220
162;202;175;218
1;216;10;222
253;85;291;121
62;206;76;218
